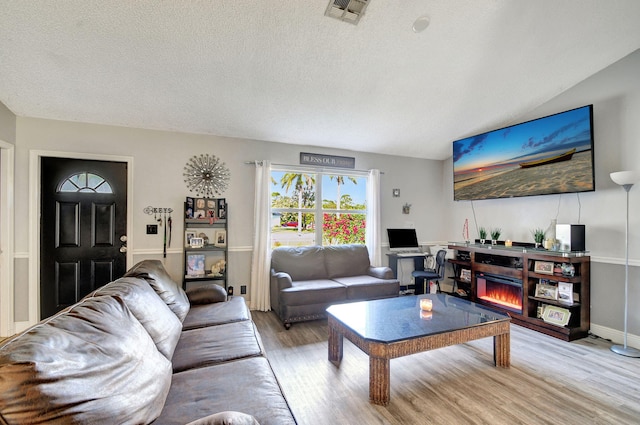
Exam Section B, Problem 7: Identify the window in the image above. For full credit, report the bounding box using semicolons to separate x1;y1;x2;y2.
271;167;367;248
58;172;113;193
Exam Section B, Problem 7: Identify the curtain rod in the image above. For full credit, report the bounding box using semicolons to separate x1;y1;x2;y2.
244;160;383;174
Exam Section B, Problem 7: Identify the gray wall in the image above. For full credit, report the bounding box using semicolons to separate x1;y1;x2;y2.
0;101;16;144
444;49;640;338
13;117;443;321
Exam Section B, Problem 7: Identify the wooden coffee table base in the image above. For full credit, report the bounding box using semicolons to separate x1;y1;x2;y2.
328;316;510;406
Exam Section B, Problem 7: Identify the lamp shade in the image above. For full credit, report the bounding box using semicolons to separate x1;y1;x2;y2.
610;170;640;186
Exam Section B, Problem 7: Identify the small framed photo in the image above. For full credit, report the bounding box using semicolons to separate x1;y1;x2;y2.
190;237;204;248
185;231;197;247
217;198;227;219
542;305;571;327
186;254;206;276
534;260;554;275
214;230;227;247
535;283;558;300
460;268;471;282
557;282;574;304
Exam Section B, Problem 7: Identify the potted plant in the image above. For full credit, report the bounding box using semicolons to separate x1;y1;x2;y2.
532;228;545;248
478;227;487;244
490;228;501;245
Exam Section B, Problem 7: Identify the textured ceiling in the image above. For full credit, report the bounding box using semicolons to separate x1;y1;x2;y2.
1;1;639;160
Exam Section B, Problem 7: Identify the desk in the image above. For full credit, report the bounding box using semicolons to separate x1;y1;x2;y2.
386;253;430;294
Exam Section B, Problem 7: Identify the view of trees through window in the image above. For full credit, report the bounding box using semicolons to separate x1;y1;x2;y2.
271;169;367;248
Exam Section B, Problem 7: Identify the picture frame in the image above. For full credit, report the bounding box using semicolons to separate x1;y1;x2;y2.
186;254;206;276
557;282;574;304
185;197;194;219
535;283;558;300
185;231;197;247
534;260;554;275
460;268;471;282
190;237;204;248
214;230;227;247
216;198;227;219
542;305;571;327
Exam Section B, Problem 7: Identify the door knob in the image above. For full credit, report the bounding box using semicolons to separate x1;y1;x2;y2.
120;246;127;253
120;235;128;242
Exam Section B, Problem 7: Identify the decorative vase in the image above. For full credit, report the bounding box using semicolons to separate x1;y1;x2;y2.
491;240;497;245
480;239;486;245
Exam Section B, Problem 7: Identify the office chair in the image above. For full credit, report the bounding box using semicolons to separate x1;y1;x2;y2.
412;249;447;294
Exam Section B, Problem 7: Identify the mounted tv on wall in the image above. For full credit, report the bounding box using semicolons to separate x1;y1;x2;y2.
453;105;595;201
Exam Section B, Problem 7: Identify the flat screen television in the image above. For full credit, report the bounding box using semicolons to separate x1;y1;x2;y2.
387;228;419;251
452;105;595;201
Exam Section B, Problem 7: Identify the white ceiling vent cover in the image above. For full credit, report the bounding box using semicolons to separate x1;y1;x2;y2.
325;0;369;25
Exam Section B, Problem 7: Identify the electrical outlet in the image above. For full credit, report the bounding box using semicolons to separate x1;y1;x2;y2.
240;285;246;294
146;224;158;234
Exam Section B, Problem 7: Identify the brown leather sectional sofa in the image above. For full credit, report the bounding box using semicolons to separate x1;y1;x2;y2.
0;260;296;425
270;244;399;328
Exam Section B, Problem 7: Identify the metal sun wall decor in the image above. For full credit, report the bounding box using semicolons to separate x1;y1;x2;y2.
183;154;230;198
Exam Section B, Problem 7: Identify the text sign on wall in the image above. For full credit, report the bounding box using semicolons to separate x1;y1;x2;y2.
299;152;355;169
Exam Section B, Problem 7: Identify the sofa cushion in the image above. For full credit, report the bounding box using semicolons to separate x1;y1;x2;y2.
271;246;327;281
125;259;190;322
0;295;172;425
280;279;346;306
154;357;296;425
89;276;182;359
332;275;400;300
325;244;370;278
186;283;228;305
172;321;264;373
186;411;260;425
182;296;250;330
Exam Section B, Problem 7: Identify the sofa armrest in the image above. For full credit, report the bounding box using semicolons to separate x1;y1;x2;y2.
186;283;228;305
271;271;293;290
367;266;395;280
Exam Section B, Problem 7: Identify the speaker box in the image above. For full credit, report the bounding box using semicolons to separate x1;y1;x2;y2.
556;224;585;252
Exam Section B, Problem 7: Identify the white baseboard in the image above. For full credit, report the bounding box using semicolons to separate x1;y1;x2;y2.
590;323;640;350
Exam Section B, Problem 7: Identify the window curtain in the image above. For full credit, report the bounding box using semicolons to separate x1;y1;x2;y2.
249;160;272;311
365;169;382;266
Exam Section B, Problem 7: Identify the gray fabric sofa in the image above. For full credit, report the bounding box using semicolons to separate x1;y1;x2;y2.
0;260;296;425
270;244;399;328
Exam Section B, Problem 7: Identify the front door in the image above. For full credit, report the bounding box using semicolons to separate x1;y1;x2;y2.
40;157;127;319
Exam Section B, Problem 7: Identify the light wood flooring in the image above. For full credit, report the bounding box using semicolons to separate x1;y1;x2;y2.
252;311;640;425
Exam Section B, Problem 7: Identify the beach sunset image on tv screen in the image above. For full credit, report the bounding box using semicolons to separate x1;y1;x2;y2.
453;105;595;201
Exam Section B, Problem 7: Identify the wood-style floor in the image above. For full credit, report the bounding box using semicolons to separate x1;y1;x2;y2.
252;311;640;425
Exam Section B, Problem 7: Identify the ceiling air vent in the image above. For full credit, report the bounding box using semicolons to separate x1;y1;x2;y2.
325;0;369;25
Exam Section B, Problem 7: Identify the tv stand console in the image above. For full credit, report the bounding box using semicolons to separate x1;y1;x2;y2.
447;243;590;341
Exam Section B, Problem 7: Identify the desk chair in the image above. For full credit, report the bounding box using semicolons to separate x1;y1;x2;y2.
412;249;447;294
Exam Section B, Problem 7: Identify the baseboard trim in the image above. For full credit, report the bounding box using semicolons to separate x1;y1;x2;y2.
590;323;640;350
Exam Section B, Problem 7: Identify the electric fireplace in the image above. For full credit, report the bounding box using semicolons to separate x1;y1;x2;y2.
476;273;523;314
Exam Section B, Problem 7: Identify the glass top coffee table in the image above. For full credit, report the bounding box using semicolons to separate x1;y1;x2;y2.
326;294;511;405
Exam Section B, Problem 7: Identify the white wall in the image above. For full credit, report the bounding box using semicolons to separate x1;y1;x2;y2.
444;49;640;343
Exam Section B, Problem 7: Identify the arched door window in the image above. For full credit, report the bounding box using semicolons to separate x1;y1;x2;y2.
58;172;113;193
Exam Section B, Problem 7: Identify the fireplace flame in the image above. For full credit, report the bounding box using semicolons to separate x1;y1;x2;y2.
479;288;522;312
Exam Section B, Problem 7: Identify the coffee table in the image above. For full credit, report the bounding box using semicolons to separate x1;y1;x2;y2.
327;294;510;405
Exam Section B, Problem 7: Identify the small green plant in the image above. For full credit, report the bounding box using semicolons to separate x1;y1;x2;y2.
532;228;546;244
490;228;502;240
478;227;487;240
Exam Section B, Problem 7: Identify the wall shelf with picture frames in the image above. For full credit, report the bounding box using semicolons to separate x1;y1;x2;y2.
183;197;228;290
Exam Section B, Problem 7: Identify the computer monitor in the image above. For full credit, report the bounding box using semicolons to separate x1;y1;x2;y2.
387;228;419;251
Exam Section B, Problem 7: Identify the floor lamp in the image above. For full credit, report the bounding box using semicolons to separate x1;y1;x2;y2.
610;170;640;357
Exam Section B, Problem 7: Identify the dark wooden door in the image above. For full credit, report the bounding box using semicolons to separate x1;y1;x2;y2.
40;157;127;319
